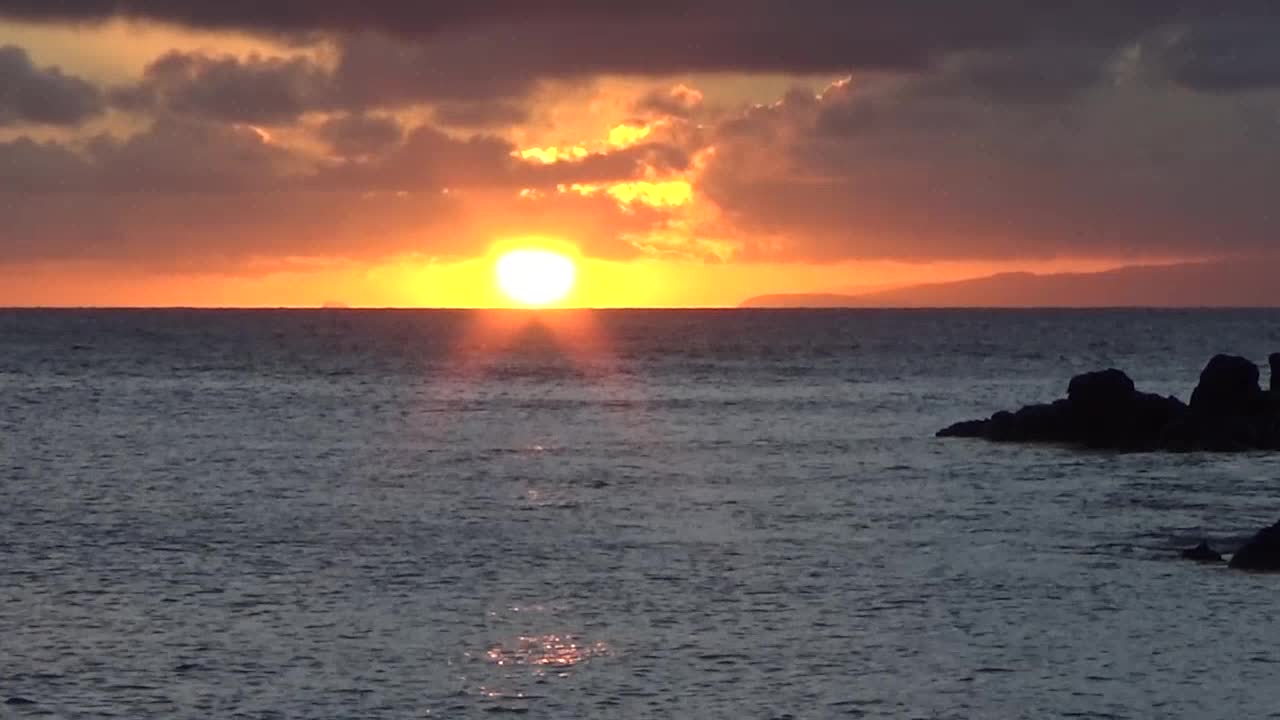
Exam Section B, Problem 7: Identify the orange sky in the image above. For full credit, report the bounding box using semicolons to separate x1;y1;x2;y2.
1;10;1275;307
0;255;1156;308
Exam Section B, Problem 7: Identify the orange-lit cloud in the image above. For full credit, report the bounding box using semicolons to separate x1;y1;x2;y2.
516;145;589;164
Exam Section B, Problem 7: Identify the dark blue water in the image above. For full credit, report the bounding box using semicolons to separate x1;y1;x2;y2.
3;309;1280;719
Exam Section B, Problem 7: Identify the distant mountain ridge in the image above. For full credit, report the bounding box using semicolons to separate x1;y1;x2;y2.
740;260;1280;308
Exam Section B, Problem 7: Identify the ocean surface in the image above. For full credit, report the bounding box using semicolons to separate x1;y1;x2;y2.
3;308;1280;719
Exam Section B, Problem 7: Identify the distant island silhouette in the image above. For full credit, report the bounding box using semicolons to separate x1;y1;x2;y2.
741;259;1280;308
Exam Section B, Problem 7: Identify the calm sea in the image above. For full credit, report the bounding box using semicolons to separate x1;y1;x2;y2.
3;309;1280;719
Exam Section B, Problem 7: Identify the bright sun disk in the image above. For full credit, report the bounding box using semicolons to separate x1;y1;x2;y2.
495;249;577;306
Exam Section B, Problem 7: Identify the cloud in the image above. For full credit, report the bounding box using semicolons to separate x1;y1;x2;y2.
1156;21;1280;93
919;46;1114;105
317;113;403;157
0;136;91;190
0;113;681;268
634;84;704;119
110;43;542;122
6;5;1280;277
697;74;1280;263
0;1;683;35
8;3;1267;80
331;33;540;105
0;45;104;126
432;100;530;128
114;50;333;124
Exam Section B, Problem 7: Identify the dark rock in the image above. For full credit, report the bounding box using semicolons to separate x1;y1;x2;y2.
1011;402;1072;443
937;419;989;438
1203;416;1260;452
1126;393;1188;449
1190;354;1263;417
1229;520;1280;571
1263;418;1280;451
986;410;1019;441
1067;368;1135;409
1271;353;1280;395
1156;416;1197;452
937;352;1280;452
1062;370;1143;449
1181;540;1223;562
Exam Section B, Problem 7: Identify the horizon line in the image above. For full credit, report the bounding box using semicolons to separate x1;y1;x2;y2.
4;305;1280;312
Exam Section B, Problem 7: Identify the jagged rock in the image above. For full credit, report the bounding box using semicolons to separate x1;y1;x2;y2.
1229;521;1280;571
1190;354;1264;417
937;352;1280;452
1181;540;1223;563
1271;353;1280;395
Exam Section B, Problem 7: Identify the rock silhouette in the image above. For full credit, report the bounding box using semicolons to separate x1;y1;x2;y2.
1228;521;1280;571
1189;355;1264;417
1180;541;1223;563
938;353;1280;451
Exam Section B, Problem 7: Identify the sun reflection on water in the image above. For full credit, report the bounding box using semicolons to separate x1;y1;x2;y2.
456;603;612;712
484;633;611;669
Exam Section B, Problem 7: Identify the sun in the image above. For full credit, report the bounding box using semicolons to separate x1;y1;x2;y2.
495;248;577;306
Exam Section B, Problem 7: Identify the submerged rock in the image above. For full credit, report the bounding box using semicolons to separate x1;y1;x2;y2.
1228;521;1280;571
1180;540;1223;563
937;353;1280;452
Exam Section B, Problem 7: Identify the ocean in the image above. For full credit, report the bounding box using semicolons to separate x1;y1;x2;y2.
3;308;1280;719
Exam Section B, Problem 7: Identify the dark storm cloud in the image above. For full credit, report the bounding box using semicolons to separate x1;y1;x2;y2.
0;45;104;126
0;1;686;35
38;3;1280;130
8;2;1278;79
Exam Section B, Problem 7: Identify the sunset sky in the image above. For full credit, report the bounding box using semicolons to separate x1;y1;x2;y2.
2;3;1279;307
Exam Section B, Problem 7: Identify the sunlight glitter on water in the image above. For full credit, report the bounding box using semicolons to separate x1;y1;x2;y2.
484;634;611;669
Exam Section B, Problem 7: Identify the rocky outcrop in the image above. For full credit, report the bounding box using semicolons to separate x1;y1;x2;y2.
1181;541;1223;563
1190;355;1265;417
1228;521;1280;571
938;353;1280;452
